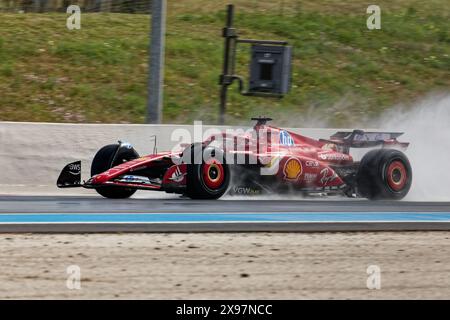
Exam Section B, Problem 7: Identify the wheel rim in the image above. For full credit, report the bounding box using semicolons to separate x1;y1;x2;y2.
202;160;225;190
386;160;407;191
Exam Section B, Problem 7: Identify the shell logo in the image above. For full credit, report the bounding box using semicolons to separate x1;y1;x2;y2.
283;157;303;181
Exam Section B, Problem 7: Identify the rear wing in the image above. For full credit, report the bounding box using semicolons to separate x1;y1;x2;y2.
320;130;409;150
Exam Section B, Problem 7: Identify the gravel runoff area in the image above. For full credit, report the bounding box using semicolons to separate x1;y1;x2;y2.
0;232;449;299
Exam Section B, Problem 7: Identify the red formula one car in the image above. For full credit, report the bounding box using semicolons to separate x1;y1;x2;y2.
57;117;412;200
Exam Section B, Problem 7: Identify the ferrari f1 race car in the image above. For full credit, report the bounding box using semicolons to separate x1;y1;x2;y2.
57;117;412;200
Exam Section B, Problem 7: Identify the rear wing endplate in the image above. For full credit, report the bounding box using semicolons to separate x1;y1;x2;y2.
320;130;409;149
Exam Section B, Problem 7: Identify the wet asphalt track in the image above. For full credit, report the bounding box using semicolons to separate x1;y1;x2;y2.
0;195;450;213
0;195;449;233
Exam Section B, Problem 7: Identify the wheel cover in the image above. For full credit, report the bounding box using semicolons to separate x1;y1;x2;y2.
202;159;225;190
386;160;407;191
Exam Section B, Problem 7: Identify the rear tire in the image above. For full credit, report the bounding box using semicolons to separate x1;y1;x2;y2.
356;149;412;200
91;144;139;199
185;145;230;200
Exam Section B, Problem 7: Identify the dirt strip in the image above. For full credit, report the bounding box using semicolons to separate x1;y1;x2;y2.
0;232;449;299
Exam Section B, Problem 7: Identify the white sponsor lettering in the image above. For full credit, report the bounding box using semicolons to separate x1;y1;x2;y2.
68;163;81;175
303;173;318;183
305;160;319;167
318;153;349;161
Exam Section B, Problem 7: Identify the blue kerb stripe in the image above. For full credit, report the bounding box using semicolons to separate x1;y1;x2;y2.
0;212;449;223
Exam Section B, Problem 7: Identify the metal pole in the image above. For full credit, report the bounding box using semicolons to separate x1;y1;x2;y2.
219;4;235;125
147;0;166;124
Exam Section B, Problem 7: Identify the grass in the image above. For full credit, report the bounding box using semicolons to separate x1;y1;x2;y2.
0;0;448;126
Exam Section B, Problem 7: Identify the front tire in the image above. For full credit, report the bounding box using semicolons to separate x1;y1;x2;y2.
91;144;139;199
185;145;230;199
356;149;412;200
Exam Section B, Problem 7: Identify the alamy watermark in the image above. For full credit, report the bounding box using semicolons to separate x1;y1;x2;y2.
67;5;81;30
65;5;380;31
66;265;81;290
166;121;303;175
366;5;381;30
366;265;381;290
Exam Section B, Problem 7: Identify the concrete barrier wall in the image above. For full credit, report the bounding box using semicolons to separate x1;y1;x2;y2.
0;122;345;195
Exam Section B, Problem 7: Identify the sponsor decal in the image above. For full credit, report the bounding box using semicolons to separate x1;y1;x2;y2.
232;186;261;195
319;167;339;186
318;152;350;161
283;157;303;181
68;163;81;175
279;130;295;146
305;160;320;167
169;166;186;183
119;175;151;184
303;173;318;183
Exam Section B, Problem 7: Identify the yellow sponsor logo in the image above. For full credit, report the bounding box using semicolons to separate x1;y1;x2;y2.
284;157;302;180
